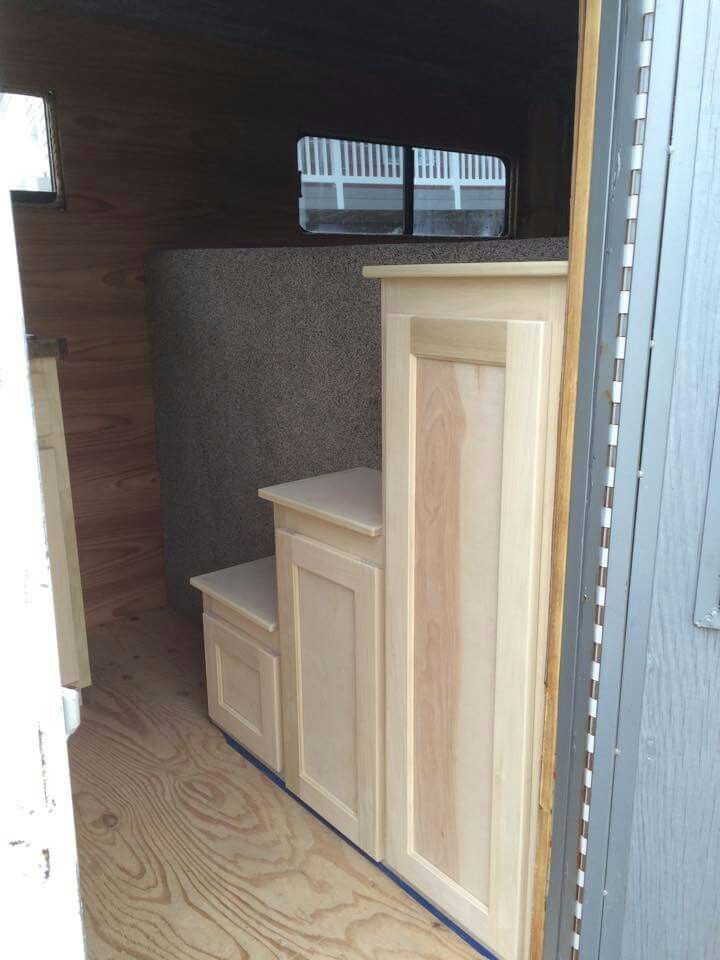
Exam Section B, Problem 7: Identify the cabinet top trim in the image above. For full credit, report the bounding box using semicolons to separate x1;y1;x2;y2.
259;467;382;538
362;260;569;279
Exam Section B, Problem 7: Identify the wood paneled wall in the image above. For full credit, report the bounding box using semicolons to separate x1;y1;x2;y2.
0;6;573;627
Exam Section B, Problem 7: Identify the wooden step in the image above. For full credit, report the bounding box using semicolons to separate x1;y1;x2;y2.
190;556;277;633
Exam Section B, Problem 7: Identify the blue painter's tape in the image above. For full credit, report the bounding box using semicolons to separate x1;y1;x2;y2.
220;730;498;960
221;730;285;789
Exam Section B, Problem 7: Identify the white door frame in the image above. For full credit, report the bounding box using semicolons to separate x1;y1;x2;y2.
0;161;85;958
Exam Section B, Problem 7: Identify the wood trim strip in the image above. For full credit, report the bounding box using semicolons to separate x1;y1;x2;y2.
491;318;550;959
410;315;508;365
363;261;570;279
529;2;604;958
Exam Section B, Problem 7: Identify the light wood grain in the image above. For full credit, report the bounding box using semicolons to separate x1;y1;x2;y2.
30;364;54;437
412;356;505;905
204;611;283;772
272;506;385;567
297;566;358;812
70;609;478;960
32;356;90;688
411;315;508;365
381;274;564;959
192;559;282;768
191;556;278;633
276;529;384;859
381;274;568;326
38;448;80;685
529;4;603;956
204;594;281;654
363;261;569;279
490;320;549;957
260;469;382;538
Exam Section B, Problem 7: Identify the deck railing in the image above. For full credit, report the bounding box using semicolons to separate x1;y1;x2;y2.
298;137;505;210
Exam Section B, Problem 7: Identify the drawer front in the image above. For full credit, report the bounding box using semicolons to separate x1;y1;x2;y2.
203;613;282;773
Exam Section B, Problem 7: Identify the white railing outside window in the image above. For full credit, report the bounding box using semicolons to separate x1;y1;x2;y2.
298;137;506;211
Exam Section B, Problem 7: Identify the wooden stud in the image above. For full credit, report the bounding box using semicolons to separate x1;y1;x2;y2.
529;3;604;958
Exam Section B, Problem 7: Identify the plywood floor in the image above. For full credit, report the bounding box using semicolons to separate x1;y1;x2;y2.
70;609;479;960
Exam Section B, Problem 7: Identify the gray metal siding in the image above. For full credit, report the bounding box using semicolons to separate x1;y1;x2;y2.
619;3;720;955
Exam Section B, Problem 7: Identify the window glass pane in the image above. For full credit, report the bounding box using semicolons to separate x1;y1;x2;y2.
412;149;506;237
0;93;54;193
298;137;404;235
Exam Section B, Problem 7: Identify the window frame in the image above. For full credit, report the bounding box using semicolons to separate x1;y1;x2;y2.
2;89;66;209
296;131;514;240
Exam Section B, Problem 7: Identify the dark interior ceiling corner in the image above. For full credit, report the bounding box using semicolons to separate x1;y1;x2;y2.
7;0;578;98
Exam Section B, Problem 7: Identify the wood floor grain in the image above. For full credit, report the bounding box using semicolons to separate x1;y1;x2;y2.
70;609;479;960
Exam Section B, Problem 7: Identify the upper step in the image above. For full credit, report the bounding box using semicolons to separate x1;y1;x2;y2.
259;467;382;537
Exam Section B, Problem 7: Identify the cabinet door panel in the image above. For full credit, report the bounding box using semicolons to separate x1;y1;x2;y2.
413;356;505;906
384;313;552;959
296;566;358;811
204;613;283;773
276;530;383;859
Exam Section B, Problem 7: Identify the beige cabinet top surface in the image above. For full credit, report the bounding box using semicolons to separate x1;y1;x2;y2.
190;555;278;632
259;467;382;538
362;260;568;279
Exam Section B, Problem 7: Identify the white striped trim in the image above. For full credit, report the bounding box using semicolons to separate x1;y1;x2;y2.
635;93;648;118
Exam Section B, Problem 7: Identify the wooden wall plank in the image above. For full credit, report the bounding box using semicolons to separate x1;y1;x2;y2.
529;1;602;955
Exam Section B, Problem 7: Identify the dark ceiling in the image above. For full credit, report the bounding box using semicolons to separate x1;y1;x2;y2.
5;0;578;98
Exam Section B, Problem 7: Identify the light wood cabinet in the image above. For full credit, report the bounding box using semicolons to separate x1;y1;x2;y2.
365;261;567;959
31;355;90;689
192;557;283;773
260;469;384;860
203;611;282;771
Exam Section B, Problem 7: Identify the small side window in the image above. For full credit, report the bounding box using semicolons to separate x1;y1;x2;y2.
297;136;508;238
0;91;63;205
